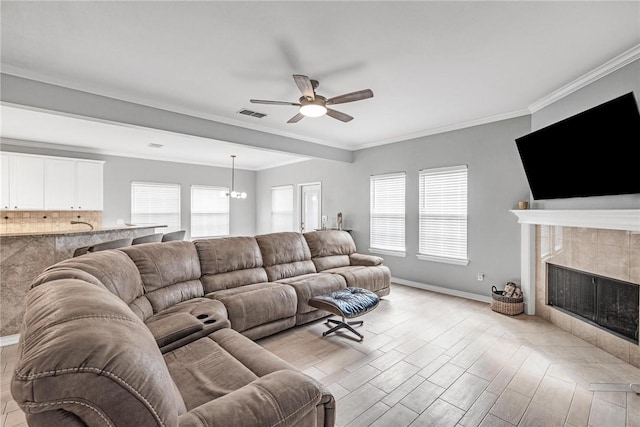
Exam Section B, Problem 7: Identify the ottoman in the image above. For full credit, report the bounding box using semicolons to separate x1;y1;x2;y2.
308;287;380;341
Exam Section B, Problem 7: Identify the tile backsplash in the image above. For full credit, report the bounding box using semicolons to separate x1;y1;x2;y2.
0;210;102;234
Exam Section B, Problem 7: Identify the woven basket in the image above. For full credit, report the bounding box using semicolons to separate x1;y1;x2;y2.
490;285;524;316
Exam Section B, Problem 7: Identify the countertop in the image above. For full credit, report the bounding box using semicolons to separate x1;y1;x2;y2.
0;224;167;238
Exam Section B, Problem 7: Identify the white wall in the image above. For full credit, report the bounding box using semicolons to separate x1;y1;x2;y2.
0;141;257;238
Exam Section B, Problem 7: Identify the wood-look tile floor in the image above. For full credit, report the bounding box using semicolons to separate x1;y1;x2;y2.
258;285;640;427
1;283;639;426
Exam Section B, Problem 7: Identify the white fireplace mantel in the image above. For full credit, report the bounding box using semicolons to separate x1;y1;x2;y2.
510;209;640;232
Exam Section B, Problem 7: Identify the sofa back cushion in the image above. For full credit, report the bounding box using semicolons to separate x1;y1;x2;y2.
255;232;316;281
38;250;145;304
121;241;204;313
12;279;185;427
194;237;268;293
303;230;356;272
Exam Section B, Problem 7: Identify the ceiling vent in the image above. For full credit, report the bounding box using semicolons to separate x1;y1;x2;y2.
238;108;267;118
147;143;164;148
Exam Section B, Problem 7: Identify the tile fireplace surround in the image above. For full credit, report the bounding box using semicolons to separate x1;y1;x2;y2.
512;209;640;368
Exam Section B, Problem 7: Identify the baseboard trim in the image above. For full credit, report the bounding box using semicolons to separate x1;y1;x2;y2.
392;277;491;304
0;334;20;347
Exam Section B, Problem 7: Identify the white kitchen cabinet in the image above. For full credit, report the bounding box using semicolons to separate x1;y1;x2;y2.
75;161;103;210
1;154;9;209
9;154;45;210
44;158;76;210
1;153;104;211
44;158;103;210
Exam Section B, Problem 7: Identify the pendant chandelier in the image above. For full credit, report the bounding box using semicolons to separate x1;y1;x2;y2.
227;155;247;199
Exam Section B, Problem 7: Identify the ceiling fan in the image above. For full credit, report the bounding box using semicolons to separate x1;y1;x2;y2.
250;74;373;123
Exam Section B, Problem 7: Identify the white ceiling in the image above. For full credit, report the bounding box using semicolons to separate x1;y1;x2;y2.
1;1;639;168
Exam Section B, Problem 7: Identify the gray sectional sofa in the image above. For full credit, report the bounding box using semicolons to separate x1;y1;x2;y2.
11;230;391;427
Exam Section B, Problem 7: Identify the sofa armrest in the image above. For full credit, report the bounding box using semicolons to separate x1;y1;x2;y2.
350;253;384;266
178;370;334;427
146;312;204;348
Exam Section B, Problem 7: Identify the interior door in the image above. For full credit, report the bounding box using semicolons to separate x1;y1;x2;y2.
300;183;321;232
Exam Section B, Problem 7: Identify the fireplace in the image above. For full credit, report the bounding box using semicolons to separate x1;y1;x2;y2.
511;209;640;368
547;264;639;343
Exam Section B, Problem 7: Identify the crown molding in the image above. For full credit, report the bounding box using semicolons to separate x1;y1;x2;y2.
354;108;531;150
3;44;639;154
528;44;640;114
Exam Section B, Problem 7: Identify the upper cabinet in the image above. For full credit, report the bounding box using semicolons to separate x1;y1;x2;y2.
1;153;104;211
1;154;10;210
9;154;45;210
75;161;103;210
44;158;76;210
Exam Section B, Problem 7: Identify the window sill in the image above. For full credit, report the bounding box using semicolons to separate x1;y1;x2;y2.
416;254;469;266
369;248;406;258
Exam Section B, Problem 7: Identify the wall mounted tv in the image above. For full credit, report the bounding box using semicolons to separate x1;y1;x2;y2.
515;91;640;200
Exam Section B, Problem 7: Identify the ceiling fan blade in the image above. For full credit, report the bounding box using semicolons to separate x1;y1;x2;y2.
287;113;305;123
293;74;315;100
250;99;300;106
326;89;374;106
326;108;353;122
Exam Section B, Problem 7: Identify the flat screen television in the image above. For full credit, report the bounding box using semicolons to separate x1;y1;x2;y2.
515;91;640;200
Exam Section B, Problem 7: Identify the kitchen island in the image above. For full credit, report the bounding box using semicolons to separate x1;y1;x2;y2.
0;224;166;338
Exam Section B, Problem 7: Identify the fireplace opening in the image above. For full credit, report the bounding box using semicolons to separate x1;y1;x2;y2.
547;264;639;344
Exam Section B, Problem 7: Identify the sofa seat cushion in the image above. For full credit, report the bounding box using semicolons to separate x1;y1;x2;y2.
323;265;391;294
207;283;297;334
178;370;331;427
275;273;347;315
165;329;295;411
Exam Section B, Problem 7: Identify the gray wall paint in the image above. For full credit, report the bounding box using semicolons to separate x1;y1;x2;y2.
1;74;353;163
257;116;532;298
0;141;257;238
530;59;640;210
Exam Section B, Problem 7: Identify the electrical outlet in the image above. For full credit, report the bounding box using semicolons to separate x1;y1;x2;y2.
321;215;328;223
477;273;484;281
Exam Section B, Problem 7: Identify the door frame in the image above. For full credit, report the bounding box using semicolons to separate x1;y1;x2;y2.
297;181;322;233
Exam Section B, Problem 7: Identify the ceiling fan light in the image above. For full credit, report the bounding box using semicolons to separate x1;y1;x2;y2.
299;103;327;118
230;190;239;198
240;192;247;199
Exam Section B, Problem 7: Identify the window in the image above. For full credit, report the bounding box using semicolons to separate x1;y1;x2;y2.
369;172;406;256
271;185;294;232
191;185;229;238
131;182;181;233
418;165;468;265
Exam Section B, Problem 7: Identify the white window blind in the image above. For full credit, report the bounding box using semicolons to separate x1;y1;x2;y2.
370;172;406;255
271;185;294;232
191;185;229;238
418;165;468;265
131;182;181;233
